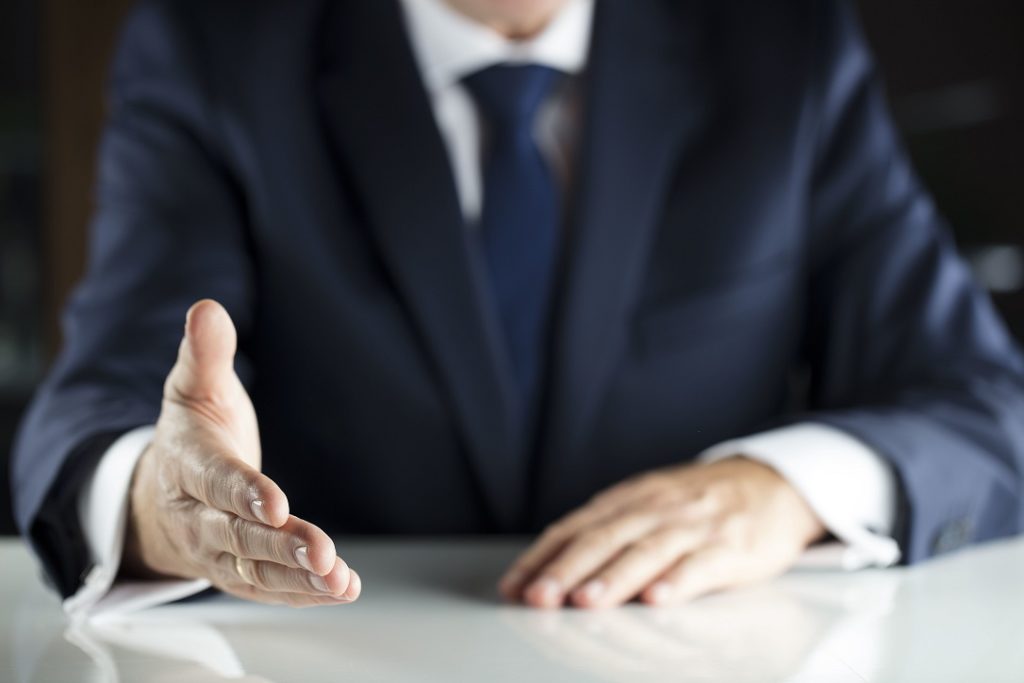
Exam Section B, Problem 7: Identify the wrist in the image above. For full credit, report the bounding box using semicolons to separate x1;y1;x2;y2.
731;455;828;549
770;465;828;548
122;445;175;580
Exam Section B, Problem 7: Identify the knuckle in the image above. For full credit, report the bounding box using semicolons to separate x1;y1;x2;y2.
226;468;254;512
707;480;738;509
247;560;272;590
205;456;251;514
631;535;666;555
269;531;296;565
631;472;667;495
593;478;640;505
641;472;669;488
687;485;715;508
194;450;222;495
226;515;250;557
579;526;616;550
669;491;711;523
647;488;683;511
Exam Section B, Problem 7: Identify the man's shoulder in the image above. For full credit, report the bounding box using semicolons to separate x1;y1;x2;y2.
120;0;331;64
692;0;842;51
697;0;825;41
682;0;827;92
113;0;334;90
129;0;329;30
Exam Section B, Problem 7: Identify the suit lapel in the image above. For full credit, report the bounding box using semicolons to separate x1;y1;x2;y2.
534;0;716;522
317;0;524;528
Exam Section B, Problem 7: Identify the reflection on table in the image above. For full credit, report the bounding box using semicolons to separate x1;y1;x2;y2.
3;537;1024;682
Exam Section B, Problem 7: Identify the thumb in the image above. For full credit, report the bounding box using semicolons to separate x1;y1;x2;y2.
169;299;238;400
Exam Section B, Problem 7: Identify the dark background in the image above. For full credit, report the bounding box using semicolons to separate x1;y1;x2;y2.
1;1;1022;536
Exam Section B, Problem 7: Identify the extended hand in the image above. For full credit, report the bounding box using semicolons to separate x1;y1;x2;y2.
500;458;826;608
124;300;360;606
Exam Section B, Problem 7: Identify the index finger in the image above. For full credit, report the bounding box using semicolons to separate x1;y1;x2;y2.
176;445;289;527
499;503;625;600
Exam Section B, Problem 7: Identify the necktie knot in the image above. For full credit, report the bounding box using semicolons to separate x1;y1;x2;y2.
463;64;561;131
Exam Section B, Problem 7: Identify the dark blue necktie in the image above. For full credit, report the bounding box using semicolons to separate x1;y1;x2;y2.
463;64;562;421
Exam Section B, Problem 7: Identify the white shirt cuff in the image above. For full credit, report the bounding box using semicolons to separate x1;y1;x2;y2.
698;422;901;570
64;425;210;622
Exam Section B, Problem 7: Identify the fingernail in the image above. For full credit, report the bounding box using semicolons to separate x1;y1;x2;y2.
309;573;330;593
528;577;562;605
648;582;672;604
579;579;606;602
250;499;270;525
294;546;314;572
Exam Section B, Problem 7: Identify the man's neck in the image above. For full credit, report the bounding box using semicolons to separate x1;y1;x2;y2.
441;0;567;40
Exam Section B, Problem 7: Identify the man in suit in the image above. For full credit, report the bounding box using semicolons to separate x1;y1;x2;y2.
13;0;1024;615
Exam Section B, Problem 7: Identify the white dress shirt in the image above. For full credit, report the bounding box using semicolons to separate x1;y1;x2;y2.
66;0;899;619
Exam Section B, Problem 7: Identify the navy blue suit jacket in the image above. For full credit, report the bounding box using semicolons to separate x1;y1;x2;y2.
14;0;1024;597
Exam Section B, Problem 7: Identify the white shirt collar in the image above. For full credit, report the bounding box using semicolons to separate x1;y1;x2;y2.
399;0;594;94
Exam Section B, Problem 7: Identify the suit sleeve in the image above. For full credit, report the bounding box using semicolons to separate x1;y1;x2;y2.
801;0;1024;563
11;1;255;597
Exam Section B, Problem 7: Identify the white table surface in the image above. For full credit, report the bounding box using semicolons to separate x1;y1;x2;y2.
2;536;1023;682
